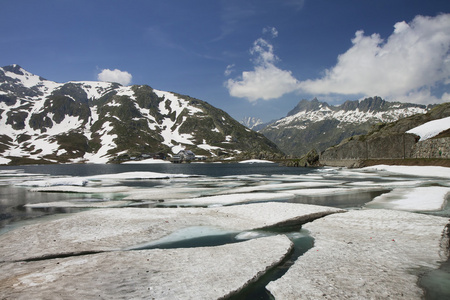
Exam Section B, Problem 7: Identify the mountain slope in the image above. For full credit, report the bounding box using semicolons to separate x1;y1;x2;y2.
0;65;282;165
259;97;428;156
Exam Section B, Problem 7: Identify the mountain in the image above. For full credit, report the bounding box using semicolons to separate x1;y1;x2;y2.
0;65;282;165
320;102;450;167
259;97;429;156
240;117;264;130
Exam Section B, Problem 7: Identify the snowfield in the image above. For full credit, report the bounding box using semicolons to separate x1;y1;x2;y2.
407;116;450;141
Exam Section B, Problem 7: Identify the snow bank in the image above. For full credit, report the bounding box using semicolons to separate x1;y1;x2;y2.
238;159;275;164
121;158;171;164
366;186;450;211
0;157;11;165
406;116;450;141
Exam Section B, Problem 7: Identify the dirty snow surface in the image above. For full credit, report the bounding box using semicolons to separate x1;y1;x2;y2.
0;163;449;299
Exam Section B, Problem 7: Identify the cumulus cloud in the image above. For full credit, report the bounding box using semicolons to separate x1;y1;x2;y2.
225;35;298;101
227;14;450;105
97;68;132;86
299;14;450;104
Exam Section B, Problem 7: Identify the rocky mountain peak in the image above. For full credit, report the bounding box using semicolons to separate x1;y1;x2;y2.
2;64;25;75
287;98;330;116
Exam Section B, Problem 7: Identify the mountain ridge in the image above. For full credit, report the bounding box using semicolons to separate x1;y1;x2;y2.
0;65;282;165
259;96;430;156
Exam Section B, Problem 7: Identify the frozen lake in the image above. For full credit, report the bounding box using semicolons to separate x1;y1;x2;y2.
0;162;449;299
0;162;423;229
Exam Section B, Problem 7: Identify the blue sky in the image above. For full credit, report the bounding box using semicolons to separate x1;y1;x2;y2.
1;0;449;122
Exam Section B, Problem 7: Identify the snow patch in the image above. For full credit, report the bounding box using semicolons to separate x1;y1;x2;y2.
239;159;275;164
406;116;450;141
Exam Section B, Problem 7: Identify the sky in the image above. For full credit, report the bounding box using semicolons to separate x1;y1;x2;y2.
1;0;449;123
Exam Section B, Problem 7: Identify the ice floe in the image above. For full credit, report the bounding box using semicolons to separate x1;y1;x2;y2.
161;192;295;207
267;209;449;299
0;235;293;300
287;186;384;196
0;202;343;262
24;200;131;209
29;185;131;194
366;186;450;211
85;171;196;180
363;165;450;179
15;177;88;187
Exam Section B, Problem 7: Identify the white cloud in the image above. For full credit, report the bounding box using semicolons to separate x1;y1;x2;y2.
97;69;132;86
224;64;235;76
226;37;298;101
298;14;450;104
263;26;278;38
226;14;450;105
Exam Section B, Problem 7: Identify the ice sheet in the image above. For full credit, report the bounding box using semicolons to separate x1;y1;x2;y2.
86;171;195;180
267;209;448;299
162;192;295;207
362;165;450;179
288;187;384;196
366;186;450;211
217;181;344;194
25;200;131;208
29;186;131;194
16;177;88;187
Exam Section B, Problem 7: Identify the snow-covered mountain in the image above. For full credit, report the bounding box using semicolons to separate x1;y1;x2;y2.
259;97;429;156
240;117;264;130
0;65;281;165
